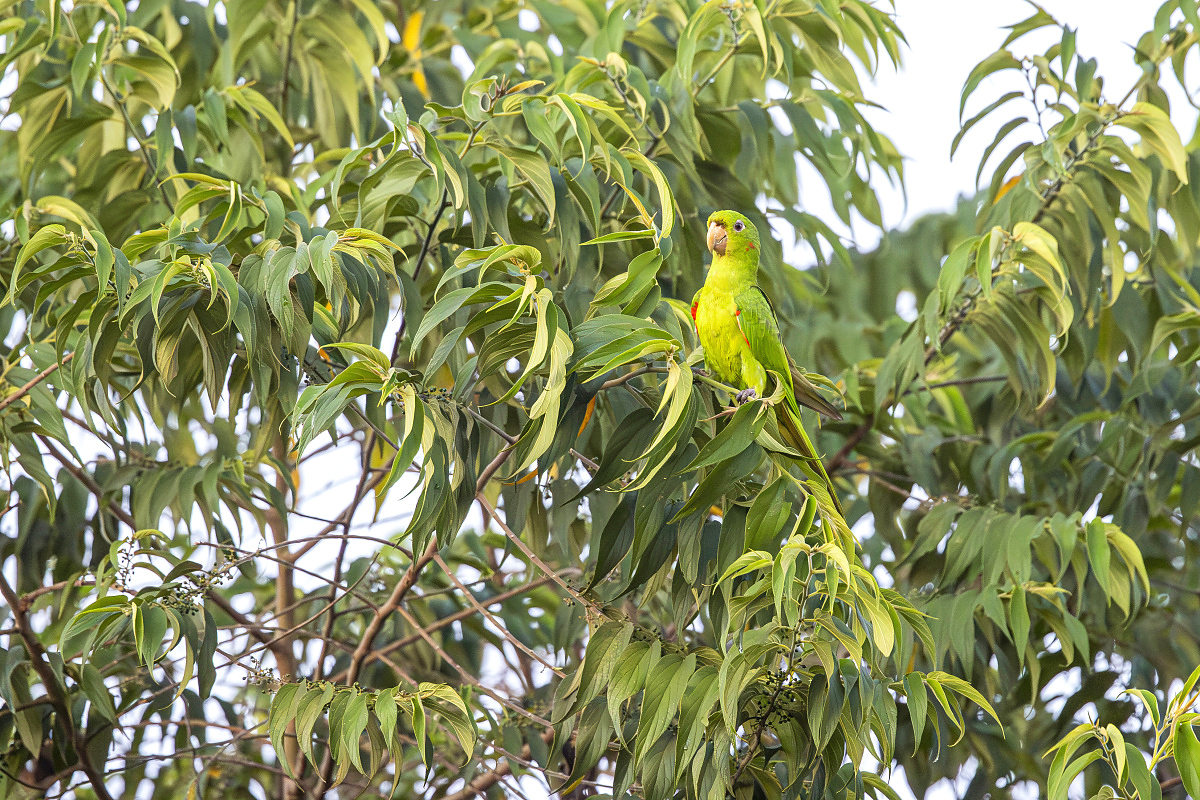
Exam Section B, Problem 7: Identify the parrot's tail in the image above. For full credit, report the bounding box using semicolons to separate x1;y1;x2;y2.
777;404;845;516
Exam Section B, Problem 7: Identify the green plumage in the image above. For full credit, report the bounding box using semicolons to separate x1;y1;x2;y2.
692;210;843;511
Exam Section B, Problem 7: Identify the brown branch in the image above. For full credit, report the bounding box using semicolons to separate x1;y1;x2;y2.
0;353;73;413
314;428;378;682
476;494;598;611
331;572;568;682
465;406;517;444
432;553;564;678
226;562;377;669
0;571;116;800
837;469;919;501
393;604;551;728
441;730;557;800
318;537;439;795
37;435;135;529
598;365;652;391
823;413;873;475
15;578;94;611
476;446;516;492
205;591;275;648
343;537;439;687
286;467;389;562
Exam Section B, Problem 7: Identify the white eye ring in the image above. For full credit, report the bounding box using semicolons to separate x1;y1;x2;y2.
733;220;744;232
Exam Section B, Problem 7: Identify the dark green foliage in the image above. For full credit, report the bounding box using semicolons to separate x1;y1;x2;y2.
1;1;1199;799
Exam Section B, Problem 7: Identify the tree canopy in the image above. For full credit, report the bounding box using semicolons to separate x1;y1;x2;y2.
1;0;1200;799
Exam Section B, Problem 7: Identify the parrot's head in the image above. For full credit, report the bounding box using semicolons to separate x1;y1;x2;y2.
706;210;759;258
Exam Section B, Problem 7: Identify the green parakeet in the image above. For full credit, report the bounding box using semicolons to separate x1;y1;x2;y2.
691;209;844;509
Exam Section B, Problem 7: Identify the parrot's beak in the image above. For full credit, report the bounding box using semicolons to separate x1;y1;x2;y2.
707;222;727;256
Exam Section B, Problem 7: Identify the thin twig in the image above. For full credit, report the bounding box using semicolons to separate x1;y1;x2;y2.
317;537;439;792
37;435;135;528
393;604;552;728
599;365;652;390
477;494;598;611
326;572;568;683
441;730;557;800
432;553;565;677
0;353;73;413
343;536;438;687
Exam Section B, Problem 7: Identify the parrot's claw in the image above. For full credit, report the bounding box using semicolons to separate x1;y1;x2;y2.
735;388;758;405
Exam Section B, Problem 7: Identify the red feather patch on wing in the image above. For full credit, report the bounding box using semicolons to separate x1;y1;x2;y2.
734;307;750;346
691;299;698;332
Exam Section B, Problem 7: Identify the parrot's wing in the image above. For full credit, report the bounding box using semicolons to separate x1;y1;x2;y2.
737;286;843;419
737;286;845;515
733;285;794;401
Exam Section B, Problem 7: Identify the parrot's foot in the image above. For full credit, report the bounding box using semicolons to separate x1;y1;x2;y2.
735;388;757;405
691;367;710;378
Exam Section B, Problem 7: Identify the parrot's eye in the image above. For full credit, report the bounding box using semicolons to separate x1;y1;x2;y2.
733;220;744;232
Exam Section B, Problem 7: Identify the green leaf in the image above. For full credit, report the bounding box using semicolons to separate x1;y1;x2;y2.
580;229;656;246
1086;519;1112;597
132;602;168;668
269;683;302;780
959;50;1023;119
411;693;428;767
685;400;767;472
1049;750;1103;800
556;621;634;722
497;145;557;219
342;692;369;773
925;671;1003;731
1177;721;1200;800
1117;102;1189;183
1125;740;1161;800
716;550;774;586
9;224;68;303
1009;585;1030;668
295;683;335;764
904;672;928;756
81;664;118;723
633;652;694;762
951;91;1023;157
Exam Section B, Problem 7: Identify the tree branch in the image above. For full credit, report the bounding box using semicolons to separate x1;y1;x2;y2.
343;537;439;687
432;552;564;678
37;435;135;529
824;413;873;475
441;730;557;800
0;571;116;800
318;536;440;794
476;494;599;612
326;572;568;683
0;353;73;413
